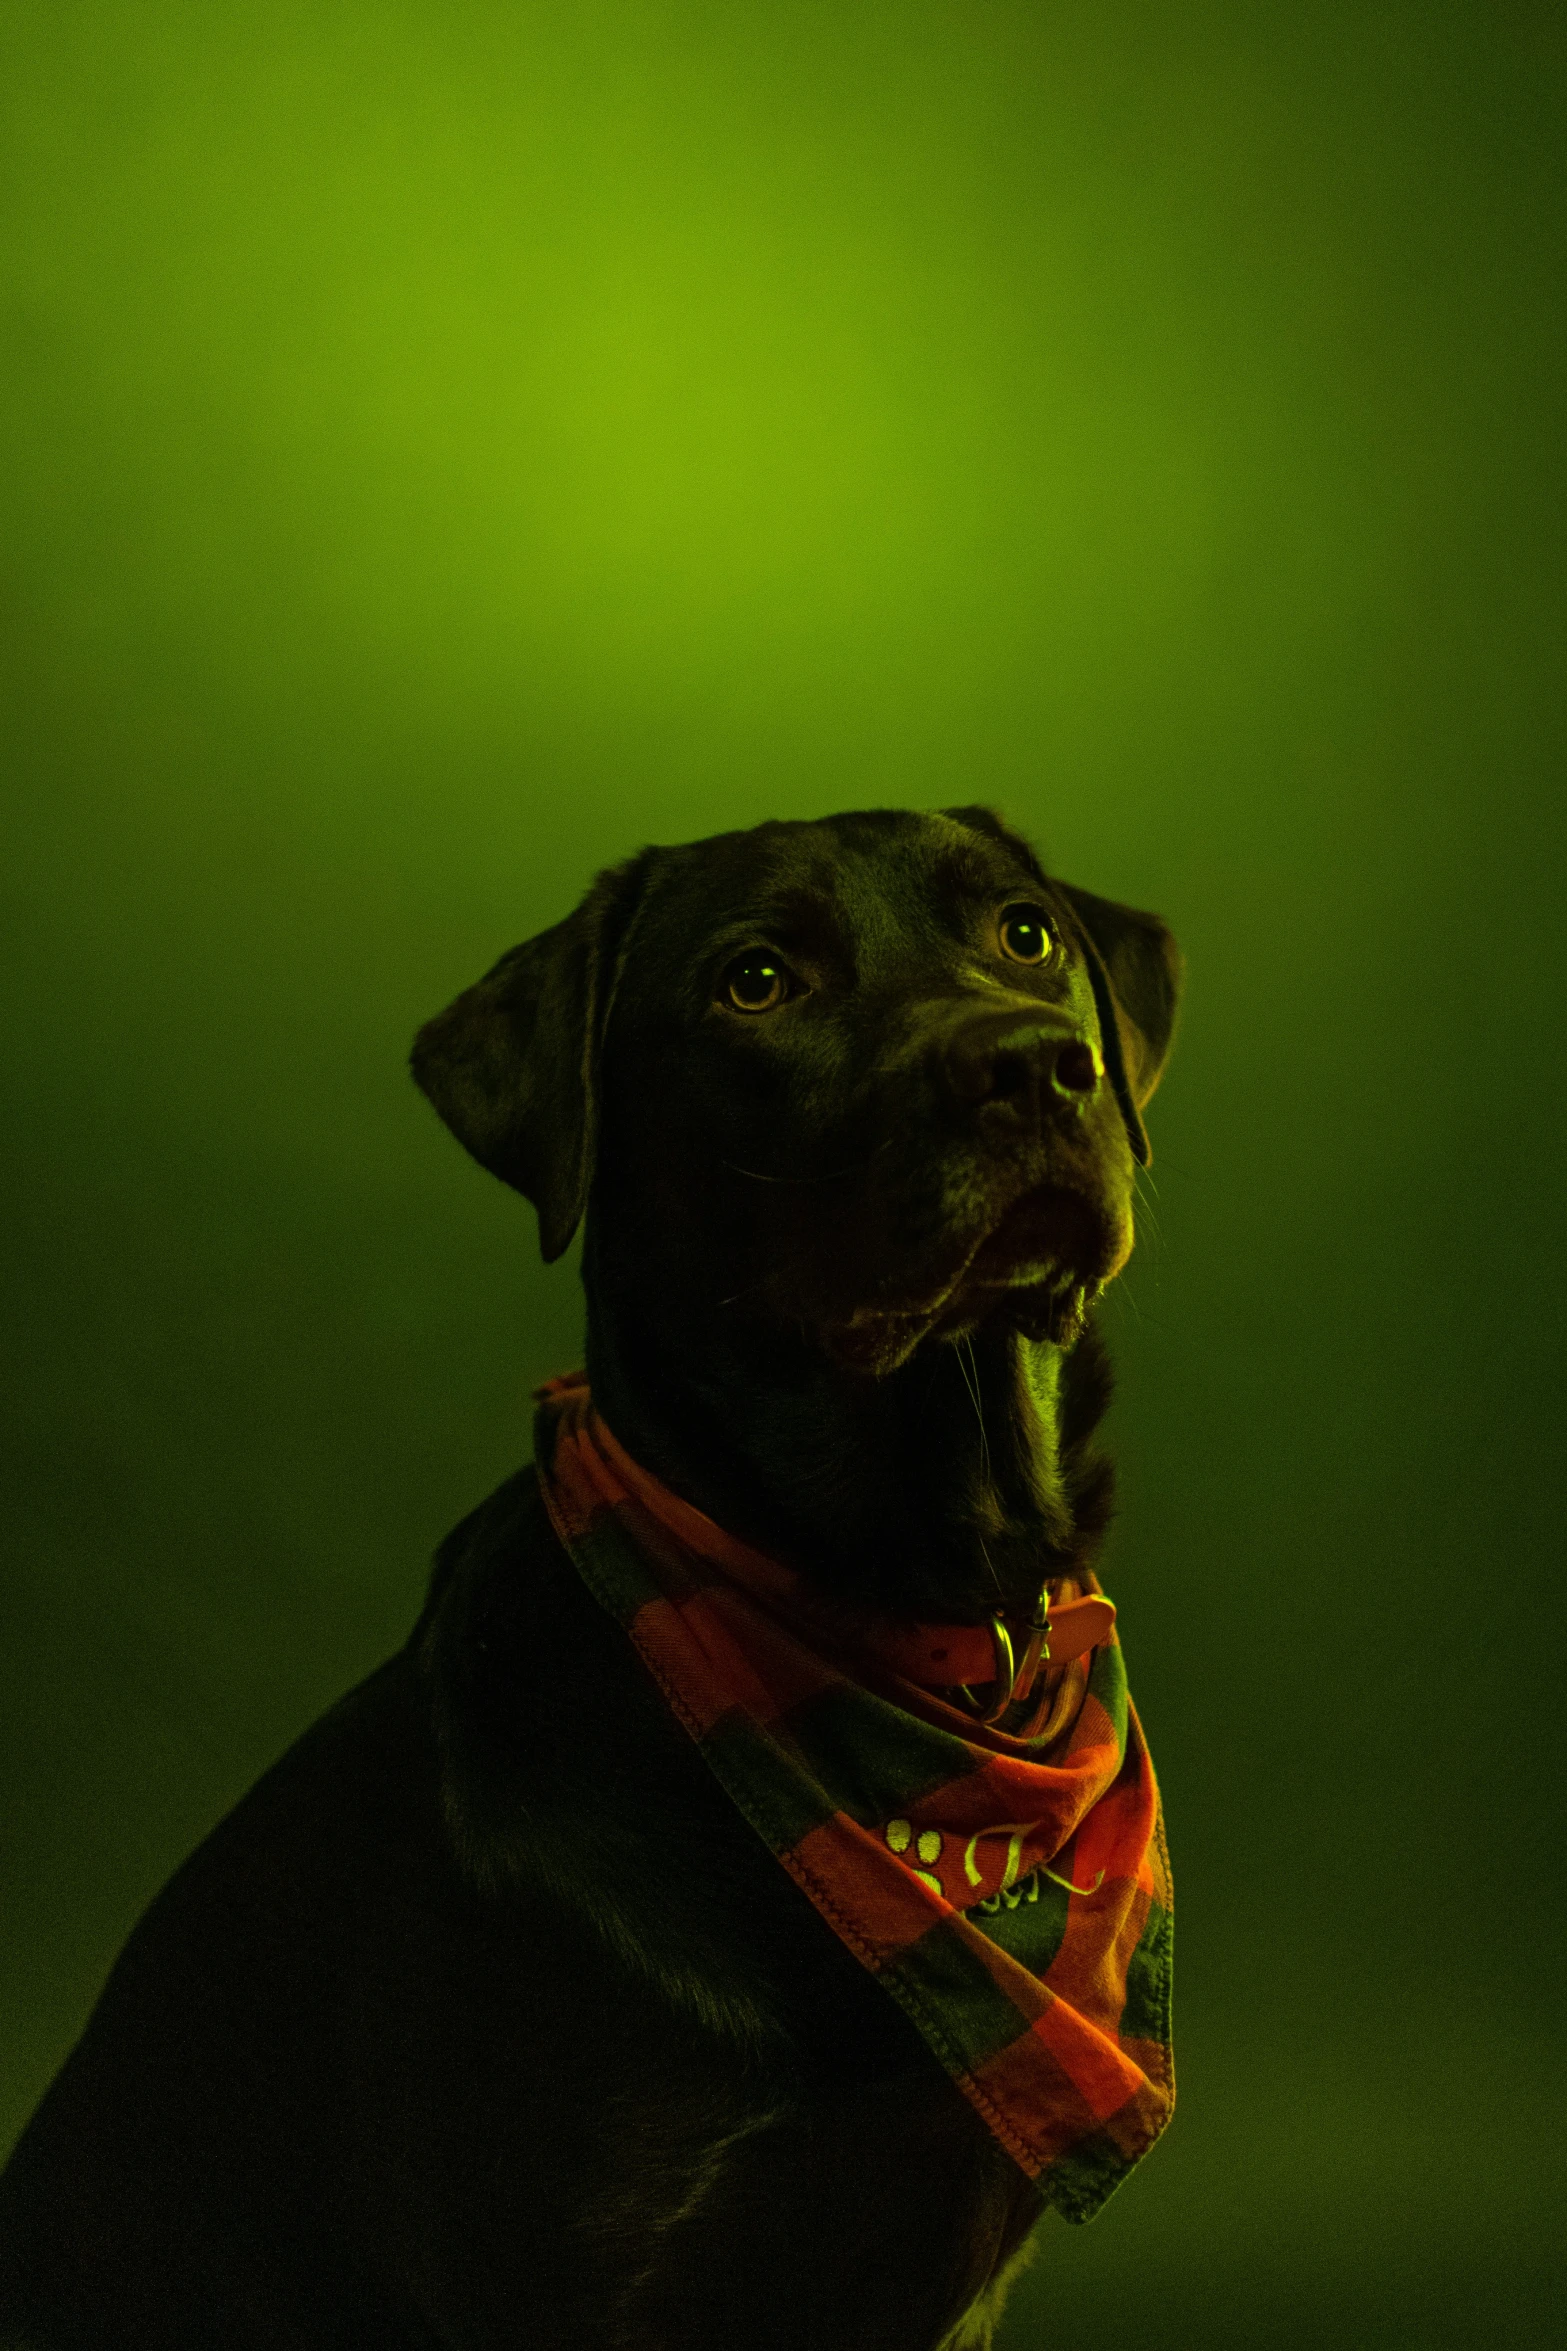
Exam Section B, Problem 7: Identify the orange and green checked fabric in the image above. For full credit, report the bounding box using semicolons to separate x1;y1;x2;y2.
534;1373;1174;2221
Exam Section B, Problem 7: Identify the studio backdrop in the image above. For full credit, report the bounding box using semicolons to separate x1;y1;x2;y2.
2;5;1562;2345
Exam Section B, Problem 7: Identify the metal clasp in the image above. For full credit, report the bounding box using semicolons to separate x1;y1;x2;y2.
958;1588;1054;1730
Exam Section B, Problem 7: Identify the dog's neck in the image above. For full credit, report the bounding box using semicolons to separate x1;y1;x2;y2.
579;1220;1115;1626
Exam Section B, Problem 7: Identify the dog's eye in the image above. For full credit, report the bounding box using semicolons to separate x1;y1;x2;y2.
721;953;792;1014
997;903;1054;965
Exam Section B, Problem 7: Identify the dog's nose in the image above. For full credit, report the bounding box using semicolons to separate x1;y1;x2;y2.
944;1010;1103;1118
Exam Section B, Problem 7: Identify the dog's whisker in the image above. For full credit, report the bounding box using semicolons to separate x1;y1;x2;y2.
1130;1171;1165;1255
953;1338;1007;1611
959;1334;993;1494
715;1235;829;1309
722;1162;856;1185
720;1138;893;1187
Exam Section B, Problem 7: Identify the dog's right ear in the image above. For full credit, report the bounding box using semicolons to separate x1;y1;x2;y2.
409;851;653;1262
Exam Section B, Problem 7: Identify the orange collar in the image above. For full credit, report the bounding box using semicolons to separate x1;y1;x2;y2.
571;1380;1114;1723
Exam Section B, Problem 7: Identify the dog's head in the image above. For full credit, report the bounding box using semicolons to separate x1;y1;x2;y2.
412;808;1181;1374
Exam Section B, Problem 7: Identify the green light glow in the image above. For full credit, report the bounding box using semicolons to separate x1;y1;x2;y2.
2;7;1561;2346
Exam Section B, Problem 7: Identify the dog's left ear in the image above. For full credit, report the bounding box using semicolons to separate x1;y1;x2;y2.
409;850;653;1261
1052;882;1183;1168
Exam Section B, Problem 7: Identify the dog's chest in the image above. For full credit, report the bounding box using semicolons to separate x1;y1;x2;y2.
424;1475;1046;2345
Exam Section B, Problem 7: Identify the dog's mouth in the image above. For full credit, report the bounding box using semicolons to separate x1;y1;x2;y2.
961;1184;1104;1290
823;1182;1120;1372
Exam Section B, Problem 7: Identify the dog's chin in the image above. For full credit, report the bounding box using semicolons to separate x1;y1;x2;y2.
818;1185;1123;1374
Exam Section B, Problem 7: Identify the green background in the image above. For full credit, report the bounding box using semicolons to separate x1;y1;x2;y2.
3;2;1562;2341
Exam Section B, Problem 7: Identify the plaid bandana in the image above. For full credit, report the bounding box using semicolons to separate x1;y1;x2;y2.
534;1373;1174;2221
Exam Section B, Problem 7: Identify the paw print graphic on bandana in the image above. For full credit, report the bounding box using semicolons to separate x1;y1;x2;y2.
885;1817;944;1896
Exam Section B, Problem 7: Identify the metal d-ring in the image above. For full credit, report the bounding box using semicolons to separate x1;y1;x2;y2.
959;1612;1018;1726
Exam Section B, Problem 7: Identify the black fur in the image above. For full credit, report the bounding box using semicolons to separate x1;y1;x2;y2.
0;808;1180;2349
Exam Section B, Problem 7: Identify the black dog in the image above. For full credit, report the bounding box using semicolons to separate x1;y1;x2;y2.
0;806;1180;2350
